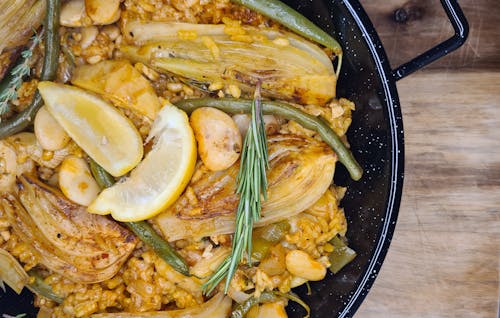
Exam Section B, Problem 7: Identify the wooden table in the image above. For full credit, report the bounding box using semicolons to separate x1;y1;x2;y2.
356;1;500;317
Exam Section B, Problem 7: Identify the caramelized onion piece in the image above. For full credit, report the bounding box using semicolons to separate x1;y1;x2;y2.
153;134;336;241
120;21;336;105
0;0;46;55
1;175;138;283
0;248;29;294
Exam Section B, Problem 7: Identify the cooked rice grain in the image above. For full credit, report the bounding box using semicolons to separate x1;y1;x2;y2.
0;1;354;317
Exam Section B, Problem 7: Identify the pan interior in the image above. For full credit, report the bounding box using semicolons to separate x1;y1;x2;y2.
280;0;404;317
0;1;404;317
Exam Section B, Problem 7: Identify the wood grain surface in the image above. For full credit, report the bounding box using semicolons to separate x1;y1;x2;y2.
355;0;500;316
359;0;500;70
356;71;500;317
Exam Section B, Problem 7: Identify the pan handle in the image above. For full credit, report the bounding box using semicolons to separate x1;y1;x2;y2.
391;0;469;81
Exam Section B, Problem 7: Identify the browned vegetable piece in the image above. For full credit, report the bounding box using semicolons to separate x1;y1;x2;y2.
1;175;138;283
190;107;242;171
85;0;120;25
0;49;21;80
153;134;336;241
119;21;336;105
328;235;357;274
285;250;326;281
0;140;18;193
71;60;160;120
251;221;289;261
0;0;60;138
0;0;46;55
258;244;287;276
60;0;87;27
0;248;29;294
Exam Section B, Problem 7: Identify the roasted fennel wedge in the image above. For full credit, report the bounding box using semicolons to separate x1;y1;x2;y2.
0;248;29;294
119;21;336;105
0;0;45;56
1;175;138;283
153;134;336;241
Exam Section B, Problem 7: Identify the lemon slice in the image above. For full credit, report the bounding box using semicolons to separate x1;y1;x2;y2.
88;103;197;222
38;81;143;177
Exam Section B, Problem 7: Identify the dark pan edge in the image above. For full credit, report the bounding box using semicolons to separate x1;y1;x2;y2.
338;1;405;317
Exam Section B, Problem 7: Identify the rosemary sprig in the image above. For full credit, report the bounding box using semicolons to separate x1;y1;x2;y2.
202;83;269;294
0;31;43;118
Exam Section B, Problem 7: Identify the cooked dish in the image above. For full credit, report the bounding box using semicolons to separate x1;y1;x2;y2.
0;0;361;317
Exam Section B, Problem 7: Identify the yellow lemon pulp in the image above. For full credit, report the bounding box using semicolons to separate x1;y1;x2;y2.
38;81;143;177
88;103;197;222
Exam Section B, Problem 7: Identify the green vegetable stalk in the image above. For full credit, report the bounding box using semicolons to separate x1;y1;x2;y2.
202;85;269;294
231;0;343;75
88;159;190;276
328;235;357;274
231;292;276;318
27;269;64;304
175;98;363;181
0;247;63;303
124;222;190;276
0;0;60;139
88;158;115;189
120;20;336;106
0;32;43;117
251;221;290;261
231;290;310;318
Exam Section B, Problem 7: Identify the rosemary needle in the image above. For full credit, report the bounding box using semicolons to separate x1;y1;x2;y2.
202;83;269;294
0;31;44;117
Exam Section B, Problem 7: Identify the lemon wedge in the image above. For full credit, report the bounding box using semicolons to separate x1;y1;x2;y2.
88;103;197;222
38;81;143;177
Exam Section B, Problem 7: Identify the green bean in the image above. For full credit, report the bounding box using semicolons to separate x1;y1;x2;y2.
88;159;190;276
175;98;363;181
61;44;76;69
125;221;190;276
231;290;310;318
251;237;271;261
231;0;342;56
251;221;290;260
231;291;276;318
0;0;61;139
256;221;290;242
328;235;357;274
27;269;64;304
275;291;310;318
88;158;115;189
232;0;343;76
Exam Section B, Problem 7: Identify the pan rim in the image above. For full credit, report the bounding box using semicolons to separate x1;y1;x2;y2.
336;0;405;316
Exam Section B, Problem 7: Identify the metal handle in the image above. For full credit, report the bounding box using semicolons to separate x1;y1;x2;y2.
392;0;469;81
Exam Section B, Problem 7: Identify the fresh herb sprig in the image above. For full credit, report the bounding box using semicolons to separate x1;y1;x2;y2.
202;83;269;294
0;31;43;118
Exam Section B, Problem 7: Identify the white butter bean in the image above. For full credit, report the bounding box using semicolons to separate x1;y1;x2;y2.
232;114;279;136
34;106;71;151
80;26;98;49
60;0;87;27
85;0;121;25
0;141;17;193
59;156;100;206
285;250;327;281
190;107;242;171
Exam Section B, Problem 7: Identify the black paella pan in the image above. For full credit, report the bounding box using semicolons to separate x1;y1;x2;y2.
0;0;468;317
